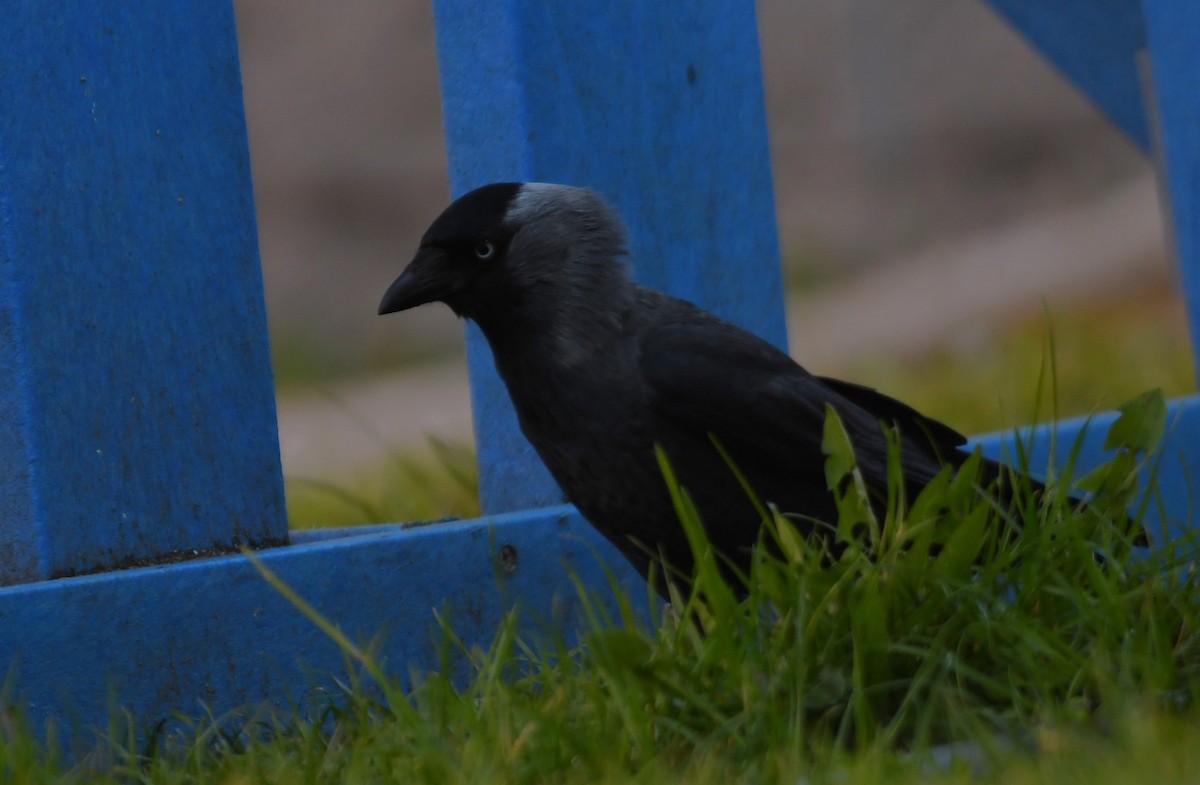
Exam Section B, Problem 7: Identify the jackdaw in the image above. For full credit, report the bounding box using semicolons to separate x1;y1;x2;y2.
378;182;1057;587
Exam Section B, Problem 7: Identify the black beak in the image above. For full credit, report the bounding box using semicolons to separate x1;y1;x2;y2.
378;246;455;315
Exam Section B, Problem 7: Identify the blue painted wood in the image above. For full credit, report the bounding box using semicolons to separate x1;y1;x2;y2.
1142;0;1200;375
0;506;644;746
0;2;286;583
969;394;1200;544
431;0;787;514
978;0;1150;149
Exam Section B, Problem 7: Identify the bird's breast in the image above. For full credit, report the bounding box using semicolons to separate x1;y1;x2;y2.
496;354;655;472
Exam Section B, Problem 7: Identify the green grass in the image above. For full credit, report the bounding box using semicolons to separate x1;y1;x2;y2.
285;437;481;529
5;386;1199;784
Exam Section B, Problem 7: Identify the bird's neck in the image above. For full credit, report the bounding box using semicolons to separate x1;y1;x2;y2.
472;276;634;372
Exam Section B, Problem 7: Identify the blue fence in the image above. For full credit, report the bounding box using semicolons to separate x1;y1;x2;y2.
0;0;1195;740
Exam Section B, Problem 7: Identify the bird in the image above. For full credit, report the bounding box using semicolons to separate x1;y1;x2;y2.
377;182;1066;591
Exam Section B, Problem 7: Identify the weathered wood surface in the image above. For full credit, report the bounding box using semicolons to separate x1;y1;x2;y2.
0;2;286;584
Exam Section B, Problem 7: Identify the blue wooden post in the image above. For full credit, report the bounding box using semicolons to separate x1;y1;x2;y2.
432;0;787;514
980;0;1152;149
1143;0;1200;367
0;2;287;583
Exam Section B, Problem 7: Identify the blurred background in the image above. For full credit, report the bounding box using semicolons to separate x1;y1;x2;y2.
229;0;1195;526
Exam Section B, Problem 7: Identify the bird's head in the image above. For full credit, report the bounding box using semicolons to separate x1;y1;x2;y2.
378;182;630;324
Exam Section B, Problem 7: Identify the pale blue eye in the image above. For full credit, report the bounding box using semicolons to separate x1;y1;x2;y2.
475;241;495;260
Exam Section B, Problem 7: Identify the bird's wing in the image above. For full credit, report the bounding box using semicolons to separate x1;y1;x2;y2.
636;321;964;488
813;376;968;455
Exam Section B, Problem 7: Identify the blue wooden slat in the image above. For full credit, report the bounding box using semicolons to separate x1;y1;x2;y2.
969;394;1200;543
1142;0;1200;375
978;0;1150;149
0;506;643;746
431;0;786;514
0;2;286;582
